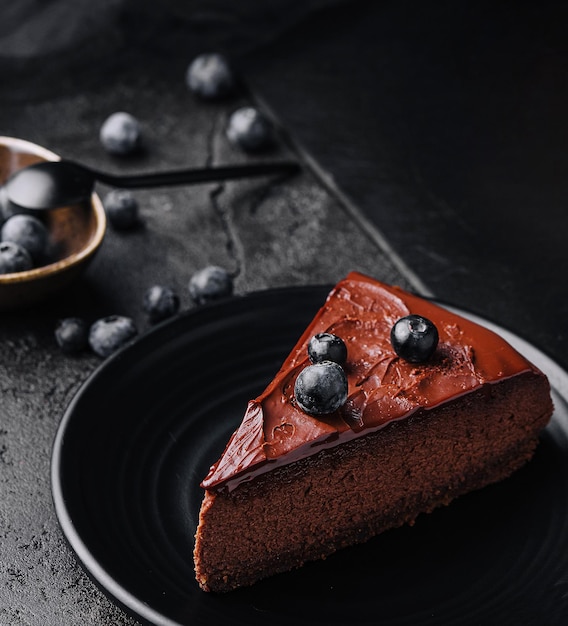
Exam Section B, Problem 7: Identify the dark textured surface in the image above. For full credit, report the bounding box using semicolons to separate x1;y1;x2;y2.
0;3;414;625
1;1;566;624
241;0;568;368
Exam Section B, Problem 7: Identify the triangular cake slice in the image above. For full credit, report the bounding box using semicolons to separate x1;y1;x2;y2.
194;272;553;592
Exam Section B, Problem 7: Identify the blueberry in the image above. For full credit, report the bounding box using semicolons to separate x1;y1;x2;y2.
390;314;439;363
99;112;141;155
188;265;233;305
226;107;275;152
143;285;180;324
103;190;139;230
1;214;50;264
308;333;347;365
186;53;236;100
88;315;138;358
0;186;31;223
294;361;348;416
55;317;88;354
0;241;33;274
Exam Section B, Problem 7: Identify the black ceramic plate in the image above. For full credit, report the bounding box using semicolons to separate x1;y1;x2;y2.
51;286;568;626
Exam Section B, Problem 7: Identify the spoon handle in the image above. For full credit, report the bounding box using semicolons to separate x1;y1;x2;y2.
90;161;300;188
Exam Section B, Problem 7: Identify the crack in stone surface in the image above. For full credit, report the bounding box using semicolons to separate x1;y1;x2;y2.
206;111;247;279
208;183;244;279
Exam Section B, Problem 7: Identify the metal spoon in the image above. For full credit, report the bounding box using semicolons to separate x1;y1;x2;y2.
2;159;301;211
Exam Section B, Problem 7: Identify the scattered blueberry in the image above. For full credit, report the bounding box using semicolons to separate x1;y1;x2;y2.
55;317;89;354
88;315;138;358
188;265;233;305
103;190;139;230
390;314;439;363
99;112;141;155
143;285;180;324
308;333;347;365
226;107;275;152
0;241;33;274
186;53;236;100
294;361;348;416
1;214;50;264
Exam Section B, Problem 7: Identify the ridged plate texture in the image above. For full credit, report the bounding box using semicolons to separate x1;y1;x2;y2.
51;286;568;625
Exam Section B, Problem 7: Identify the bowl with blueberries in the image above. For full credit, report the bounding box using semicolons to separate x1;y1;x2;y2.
0;136;106;311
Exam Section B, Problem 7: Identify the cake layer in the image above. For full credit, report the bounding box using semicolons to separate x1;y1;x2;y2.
194;372;552;592
194;273;554;593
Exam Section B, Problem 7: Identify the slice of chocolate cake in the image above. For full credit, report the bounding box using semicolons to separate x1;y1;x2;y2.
193;272;554;593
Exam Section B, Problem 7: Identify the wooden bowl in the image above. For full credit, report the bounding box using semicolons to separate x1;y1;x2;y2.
0;137;106;311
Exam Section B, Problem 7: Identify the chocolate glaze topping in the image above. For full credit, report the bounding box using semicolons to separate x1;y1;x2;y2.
202;272;540;492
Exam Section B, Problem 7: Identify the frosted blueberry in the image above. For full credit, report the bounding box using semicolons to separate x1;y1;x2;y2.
88;315;138;358
294;361;348;416
143;285;180;324
1;213;50;264
188;265;233;305
0;187;30;223
103;189;139;230
390;314;439;363
186;53;236;100
0;241;33;274
226;107;275;152
55;317;89;354
99;112;141;155
308;333;347;365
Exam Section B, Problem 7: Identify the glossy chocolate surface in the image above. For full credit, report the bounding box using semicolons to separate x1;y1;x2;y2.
202;273;541;491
